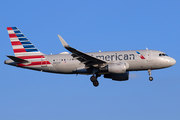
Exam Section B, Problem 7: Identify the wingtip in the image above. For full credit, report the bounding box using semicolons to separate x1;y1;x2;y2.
58;35;69;47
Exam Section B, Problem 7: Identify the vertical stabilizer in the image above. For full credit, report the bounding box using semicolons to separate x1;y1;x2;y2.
7;27;44;57
6;27;51;67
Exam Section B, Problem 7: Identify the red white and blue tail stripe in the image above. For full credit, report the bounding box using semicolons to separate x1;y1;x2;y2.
136;51;145;59
7;27;51;67
7;27;43;57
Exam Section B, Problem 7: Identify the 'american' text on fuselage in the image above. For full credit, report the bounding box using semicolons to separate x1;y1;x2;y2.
94;53;135;61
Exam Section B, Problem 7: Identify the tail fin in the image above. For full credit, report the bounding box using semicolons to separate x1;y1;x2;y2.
7;27;44;57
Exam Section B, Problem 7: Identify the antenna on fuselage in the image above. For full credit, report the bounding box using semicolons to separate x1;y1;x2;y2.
146;47;148;50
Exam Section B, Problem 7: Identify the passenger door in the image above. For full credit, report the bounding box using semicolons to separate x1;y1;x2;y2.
146;51;153;62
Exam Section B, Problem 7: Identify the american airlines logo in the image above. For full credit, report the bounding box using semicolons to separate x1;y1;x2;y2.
136;51;145;59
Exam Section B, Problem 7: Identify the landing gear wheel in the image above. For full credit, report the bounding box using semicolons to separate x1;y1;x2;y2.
149;77;153;81
90;76;97;82
90;73;100;87
148;69;153;81
93;80;99;87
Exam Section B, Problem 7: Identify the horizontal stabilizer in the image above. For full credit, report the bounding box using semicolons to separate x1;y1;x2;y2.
6;55;29;63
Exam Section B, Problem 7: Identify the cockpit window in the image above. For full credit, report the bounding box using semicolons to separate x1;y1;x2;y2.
159;53;168;56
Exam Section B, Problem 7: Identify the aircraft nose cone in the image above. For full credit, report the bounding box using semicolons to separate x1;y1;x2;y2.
171;58;176;66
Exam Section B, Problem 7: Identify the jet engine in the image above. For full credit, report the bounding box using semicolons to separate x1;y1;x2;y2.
100;62;128;74
104;72;129;81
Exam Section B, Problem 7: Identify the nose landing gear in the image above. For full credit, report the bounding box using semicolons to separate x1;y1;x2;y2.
148;69;153;81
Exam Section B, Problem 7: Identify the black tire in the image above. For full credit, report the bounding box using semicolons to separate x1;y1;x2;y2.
93;80;99;87
149;77;153;81
90;76;97;82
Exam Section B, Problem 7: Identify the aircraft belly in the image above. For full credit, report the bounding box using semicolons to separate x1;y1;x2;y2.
52;63;77;73
127;60;157;70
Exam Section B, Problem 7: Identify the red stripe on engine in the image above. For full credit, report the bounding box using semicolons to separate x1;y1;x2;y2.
17;61;51;66
17;55;45;59
7;27;13;30
13;48;26;53
9;34;17;38
11;41;22;45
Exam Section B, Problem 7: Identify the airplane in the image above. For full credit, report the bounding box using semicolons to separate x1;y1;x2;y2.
4;27;176;87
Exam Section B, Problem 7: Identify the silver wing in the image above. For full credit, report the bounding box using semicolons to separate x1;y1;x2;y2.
58;35;106;67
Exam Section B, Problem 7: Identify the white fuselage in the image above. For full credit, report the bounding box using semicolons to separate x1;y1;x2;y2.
5;27;176;87
5;50;176;74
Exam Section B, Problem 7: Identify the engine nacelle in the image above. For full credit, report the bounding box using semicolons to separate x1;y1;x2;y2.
104;72;129;81
108;63;126;74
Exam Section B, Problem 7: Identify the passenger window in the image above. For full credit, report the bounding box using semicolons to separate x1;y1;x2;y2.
53;59;55;61
61;59;63;61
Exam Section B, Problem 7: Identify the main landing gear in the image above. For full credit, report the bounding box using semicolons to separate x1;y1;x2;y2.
148;69;153;81
90;74;100;87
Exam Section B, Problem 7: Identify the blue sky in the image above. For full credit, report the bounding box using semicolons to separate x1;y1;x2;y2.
1;0;180;120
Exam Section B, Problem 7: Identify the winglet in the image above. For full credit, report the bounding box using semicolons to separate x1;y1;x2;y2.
58;35;69;47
